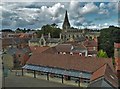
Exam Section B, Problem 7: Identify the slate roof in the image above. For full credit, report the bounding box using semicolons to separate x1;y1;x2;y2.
6;46;31;55
29;38;40;42
55;44;72;52
2;38;29;47
46;38;61;43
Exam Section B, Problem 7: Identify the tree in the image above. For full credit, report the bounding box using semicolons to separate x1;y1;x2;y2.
97;50;108;58
37;23;61;38
2;29;13;32
98;26;120;58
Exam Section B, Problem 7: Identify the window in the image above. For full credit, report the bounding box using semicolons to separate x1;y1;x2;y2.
70;52;73;55
93;47;96;50
79;53;82;56
60;52;62;54
63;52;66;55
41;39;44;45
18;54;21;57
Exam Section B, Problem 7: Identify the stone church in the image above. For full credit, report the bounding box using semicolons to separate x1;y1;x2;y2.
61;10;100;42
29;10;100;47
61;11;86;42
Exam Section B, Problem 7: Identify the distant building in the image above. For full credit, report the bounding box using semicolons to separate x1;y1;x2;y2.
61;10;100;42
1;31;36;49
5;46;31;69
29;33;62;47
83;39;98;57
61;11;85;42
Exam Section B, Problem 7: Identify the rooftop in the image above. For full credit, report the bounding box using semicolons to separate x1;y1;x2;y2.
114;43;120;48
27;53;114;73
90;64;118;88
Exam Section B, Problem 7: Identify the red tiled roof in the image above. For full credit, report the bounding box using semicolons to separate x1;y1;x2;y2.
63;42;86;49
83;40;98;47
115;58;120;71
55;44;72;52
114;43;120;48
88;51;97;54
27;53;114;73
90;64;107;81
91;64;118;87
73;43;86;50
30;46;49;54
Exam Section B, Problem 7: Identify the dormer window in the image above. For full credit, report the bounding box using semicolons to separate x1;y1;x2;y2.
60;52;62;54
79;53;82;56
93;47;96;50
18;54;21;57
63;52;66;55
70;52;73;55
88;55;92;57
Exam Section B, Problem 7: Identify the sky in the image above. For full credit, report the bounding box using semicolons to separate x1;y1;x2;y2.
0;0;119;30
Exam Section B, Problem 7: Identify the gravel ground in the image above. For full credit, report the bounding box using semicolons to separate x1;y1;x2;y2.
4;71;74;87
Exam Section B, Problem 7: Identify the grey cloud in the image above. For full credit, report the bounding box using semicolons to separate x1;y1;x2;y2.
1;2;117;29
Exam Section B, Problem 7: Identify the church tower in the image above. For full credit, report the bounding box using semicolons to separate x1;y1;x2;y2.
62;10;70;29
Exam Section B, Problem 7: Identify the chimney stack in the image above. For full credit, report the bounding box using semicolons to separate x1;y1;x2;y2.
48;33;51;39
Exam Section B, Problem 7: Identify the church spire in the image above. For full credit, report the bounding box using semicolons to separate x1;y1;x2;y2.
62;10;70;29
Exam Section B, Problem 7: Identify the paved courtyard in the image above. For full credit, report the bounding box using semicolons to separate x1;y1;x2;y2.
4;71;75;87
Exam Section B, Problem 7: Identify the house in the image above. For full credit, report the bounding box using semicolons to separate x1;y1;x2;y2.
2;32;17;38
2;37;30;50
18;31;36;39
29;33;62;47
41;41;97;57
5;46;31;69
83;39;98;57
114;43;120;80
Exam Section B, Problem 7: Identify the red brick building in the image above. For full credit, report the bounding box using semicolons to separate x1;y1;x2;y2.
114;43;120;79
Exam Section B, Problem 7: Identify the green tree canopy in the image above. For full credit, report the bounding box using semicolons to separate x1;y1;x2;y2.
98;26;120;58
97;50;108;58
37;23;61;38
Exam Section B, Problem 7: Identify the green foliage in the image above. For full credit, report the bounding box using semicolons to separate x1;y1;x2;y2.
97;50;108;58
37;23;61;38
15;28;34;33
2;29;13;32
98;26;120;58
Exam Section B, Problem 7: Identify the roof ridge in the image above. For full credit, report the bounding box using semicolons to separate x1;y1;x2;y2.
92;63;107;73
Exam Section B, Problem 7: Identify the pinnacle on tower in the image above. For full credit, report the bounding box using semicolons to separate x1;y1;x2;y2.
62;10;70;29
